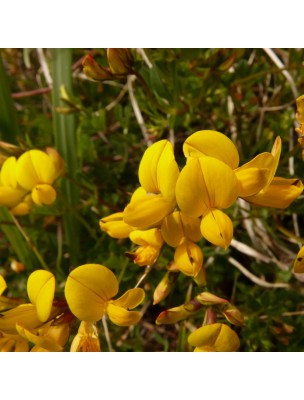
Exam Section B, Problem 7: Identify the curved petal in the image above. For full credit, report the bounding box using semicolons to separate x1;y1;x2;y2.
188;323;240;352
106;303;142;326
0;304;42;335
245;177;303;209
65;264;118;322
174;240;203;277
294;246;304;274
16;150;57;190
270;136;281;184
176;157;238;218
27;270;55;322
129;228;163;247
0;156;18;187
200;209;233;249
183;130;239;169
235;167;271;197
123;194;175;228
31;184;57;206
0;275;7;296
161;212;201;247
235;152;274;171
100;212;135;238
112;288;145;309
138;140;179;201
0;187;27;208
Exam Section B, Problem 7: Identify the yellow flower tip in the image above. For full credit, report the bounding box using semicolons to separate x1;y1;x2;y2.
10;201;31;215
174;241;203;277
70;321;101;352
31;184;57;206
65;264;119;322
294;246;304;274
183;130;240;169
221;304;245;327
200;210;233;249
196;292;228;306
10;259;25;273
100;212;135;238
0;275;7;296
107;303;142;326
27;270;55;323
188;323;240;352
153;271;179;305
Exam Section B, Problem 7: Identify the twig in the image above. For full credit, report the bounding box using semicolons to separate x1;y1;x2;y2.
228;256;289;288
12;87;52;99
231;238;273;264
135;264;153;288
263;48;298;99
127;75;152;146
36;49;52;87
259;310;304;320
136;49;153;69
102;315;114;352
105;83;128;111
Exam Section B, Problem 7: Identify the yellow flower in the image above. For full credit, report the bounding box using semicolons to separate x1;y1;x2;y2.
188;323;240;352
123;140;179;229
0;156;28;211
70;321;101;352
126;229;163;266
65;264;145;326
27;270;56;322
0;331;29;352
100;212;136;238
176;156;237;248
16;149;63;206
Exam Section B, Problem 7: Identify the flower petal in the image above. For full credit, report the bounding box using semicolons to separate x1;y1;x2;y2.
27;270;55;322
188;323;240;352
0;156;18;187
0;187;27;208
0;275;7;296
100;212;135;238
16;150;57;190
65;264;118;322
112;288;145;309
106;303;142;326
294;246;304;274
0;304;42;335
31;184;57;206
245;177;303;209
176;157;238;218
200;209;233;249
235;167;271;197
123;194;174;228
161;212;201;247
138;140;179;201
174;240;203;277
129;228;163;247
183;130;239;169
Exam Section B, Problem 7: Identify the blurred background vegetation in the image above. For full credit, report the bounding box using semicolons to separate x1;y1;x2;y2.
1;48;304;351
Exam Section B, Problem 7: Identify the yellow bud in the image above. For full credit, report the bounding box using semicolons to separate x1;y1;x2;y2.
153;271;179;305
156;299;203;325
196;292;228;306
221;303;245;327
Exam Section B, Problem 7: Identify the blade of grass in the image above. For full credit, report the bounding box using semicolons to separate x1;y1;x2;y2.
0;54;19;143
52;49;79;267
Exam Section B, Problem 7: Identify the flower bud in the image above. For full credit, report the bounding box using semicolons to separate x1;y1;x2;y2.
156;299;203;325
153;270;179;305
196;291;228;306
221;303;245;327
107;48;134;75
82;55;113;81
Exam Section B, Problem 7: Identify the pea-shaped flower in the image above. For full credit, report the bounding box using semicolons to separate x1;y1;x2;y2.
65;264;145;326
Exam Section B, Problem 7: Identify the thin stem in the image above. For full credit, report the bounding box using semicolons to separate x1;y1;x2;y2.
228;256;289;288
135;264;153;288
102;315;114;352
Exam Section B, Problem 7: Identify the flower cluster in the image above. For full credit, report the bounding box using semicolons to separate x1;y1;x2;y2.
0;264;145;351
100;130;303;351
101;130;303;277
0;148;64;215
